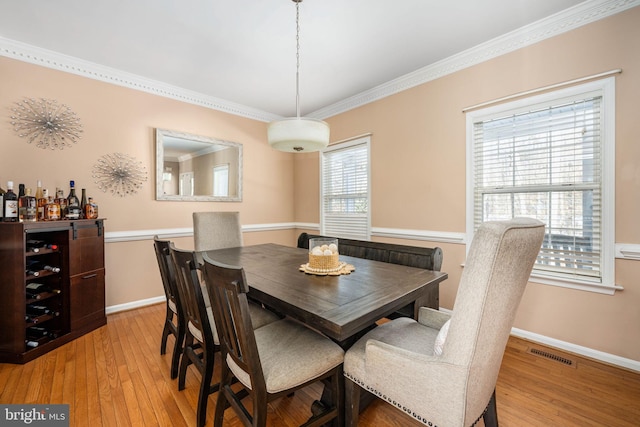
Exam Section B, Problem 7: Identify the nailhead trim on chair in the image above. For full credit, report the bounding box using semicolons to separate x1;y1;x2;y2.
345;372;438;427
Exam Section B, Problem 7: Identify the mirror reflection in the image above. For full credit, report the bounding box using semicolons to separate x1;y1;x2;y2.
156;128;242;201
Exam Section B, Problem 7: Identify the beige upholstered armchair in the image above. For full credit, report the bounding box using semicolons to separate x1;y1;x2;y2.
343;218;545;426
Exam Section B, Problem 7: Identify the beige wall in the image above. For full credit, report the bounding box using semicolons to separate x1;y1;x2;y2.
0;55;296;309
1;7;638;363
294;7;640;361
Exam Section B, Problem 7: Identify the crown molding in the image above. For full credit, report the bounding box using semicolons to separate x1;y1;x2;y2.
310;0;640;119
0;36;280;123
1;0;637;122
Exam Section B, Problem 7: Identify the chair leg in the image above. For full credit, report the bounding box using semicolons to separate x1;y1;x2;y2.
482;389;499;427
345;377;361;427
178;335;194;391
160;307;172;355
214;363;234;427
170;320;185;379
196;352;215;427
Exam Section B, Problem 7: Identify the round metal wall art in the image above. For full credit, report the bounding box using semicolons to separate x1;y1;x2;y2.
92;153;147;197
10;98;83;150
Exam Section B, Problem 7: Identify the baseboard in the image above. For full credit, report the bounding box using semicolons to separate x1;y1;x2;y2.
437;307;639;372
105;295;165;315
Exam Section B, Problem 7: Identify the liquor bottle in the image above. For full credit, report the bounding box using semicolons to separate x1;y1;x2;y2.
17;183;26;221
85;197;99;219
65;180;81;220
19;188;37;222
27;326;48;337
2;182;19;222
44;195;61;221
35;180;44;203
80;188;87;219
27;260;61;274
0;185;5;218
37;188;48;221
55;188;67;216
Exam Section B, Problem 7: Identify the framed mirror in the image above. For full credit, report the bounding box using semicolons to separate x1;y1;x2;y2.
156;128;242;201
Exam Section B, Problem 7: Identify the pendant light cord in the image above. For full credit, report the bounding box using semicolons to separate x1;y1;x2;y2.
295;0;301;119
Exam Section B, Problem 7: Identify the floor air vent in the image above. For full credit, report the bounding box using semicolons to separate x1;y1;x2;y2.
527;347;576;367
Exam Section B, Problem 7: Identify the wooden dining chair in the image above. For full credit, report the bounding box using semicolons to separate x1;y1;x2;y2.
193;211;243;252
343;218;545;427
152;236;184;379
170;244;220;427
170;244;280;427
201;254;345;427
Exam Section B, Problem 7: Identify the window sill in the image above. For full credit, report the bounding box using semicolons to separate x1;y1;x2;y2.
529;273;623;295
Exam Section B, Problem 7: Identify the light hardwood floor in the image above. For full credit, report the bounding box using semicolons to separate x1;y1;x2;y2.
1;303;639;426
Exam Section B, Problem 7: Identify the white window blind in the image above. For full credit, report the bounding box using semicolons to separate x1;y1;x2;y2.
321;138;370;240
468;78;615;290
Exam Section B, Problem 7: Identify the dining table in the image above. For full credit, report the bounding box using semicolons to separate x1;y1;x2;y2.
202;242;448;425
202;243;448;348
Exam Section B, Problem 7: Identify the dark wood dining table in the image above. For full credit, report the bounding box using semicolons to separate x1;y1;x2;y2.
202;243;448;348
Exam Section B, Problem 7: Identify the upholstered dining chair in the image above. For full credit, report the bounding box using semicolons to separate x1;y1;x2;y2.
193;211;243;252
343;218;545;427
201;254;345;427
153;236;185;380
170;244;280;427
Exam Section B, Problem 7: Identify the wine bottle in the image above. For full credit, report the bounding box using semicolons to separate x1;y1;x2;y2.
27;326;48;337
80;188;87;219
2;181;19;222
19;188;37;222
26;282;61;294
44;195;61;221
65;180;81;219
25;315;38;324
37;188;48;221
25;340;39;348
27;304;60;317
85;197;99;219
26;289;43;300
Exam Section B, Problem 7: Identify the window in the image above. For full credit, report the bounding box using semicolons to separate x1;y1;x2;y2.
321;136;371;240
213;164;229;197
466;78;615;293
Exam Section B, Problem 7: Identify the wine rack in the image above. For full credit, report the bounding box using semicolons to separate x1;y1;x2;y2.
0;219;106;364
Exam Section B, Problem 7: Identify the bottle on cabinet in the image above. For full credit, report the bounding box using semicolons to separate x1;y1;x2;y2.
84;197;99;219
3;181;19;222
55;188;67;216
80;188;87;219
19;188;37;222
65;180;81;220
0;184;5;218
37;188;48;221
44;195;61;221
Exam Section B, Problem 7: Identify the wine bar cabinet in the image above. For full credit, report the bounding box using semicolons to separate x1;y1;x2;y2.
0;219;106;364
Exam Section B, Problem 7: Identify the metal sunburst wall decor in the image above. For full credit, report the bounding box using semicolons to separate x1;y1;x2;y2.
92;153;147;197
10;98;83;150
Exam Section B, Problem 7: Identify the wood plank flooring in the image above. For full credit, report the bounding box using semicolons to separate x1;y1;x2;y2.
1;303;639;426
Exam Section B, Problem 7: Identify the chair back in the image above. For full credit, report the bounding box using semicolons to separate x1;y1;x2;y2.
193;211;243;252
169;244;215;347
444;218;545;420
201;255;265;393
153;236;180;309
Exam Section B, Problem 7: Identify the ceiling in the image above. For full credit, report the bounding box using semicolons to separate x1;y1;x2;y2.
0;0;606;119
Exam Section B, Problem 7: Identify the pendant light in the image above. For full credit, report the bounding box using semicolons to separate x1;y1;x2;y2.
267;0;329;152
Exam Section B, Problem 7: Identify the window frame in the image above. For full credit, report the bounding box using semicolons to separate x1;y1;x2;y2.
320;136;371;240
466;77;616;294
